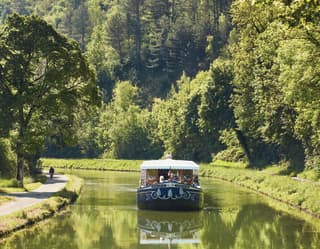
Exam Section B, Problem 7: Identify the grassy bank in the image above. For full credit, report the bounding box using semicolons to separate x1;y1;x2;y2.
0;175;83;238
41;158;142;171
200;163;320;218
41;158;319;219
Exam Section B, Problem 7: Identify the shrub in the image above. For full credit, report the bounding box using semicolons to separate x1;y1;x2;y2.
0;138;16;178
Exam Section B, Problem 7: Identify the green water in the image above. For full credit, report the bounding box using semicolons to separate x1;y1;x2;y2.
1;170;319;249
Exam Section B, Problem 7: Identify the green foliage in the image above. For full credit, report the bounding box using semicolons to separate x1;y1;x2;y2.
297;170;320;182
0;0;233;99
197;59;235;133
0;138;16;178
57;80;164;160
229;0;320;171
214;129;247;163
152;72;221;162
0;0;320;181
100;81;163;159
86;24;120;102
0;178;19;188
0;14;99;182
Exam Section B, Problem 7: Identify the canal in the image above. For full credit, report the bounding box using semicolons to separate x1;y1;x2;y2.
1;170;319;249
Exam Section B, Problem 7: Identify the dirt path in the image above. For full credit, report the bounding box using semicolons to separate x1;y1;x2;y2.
0;174;68;217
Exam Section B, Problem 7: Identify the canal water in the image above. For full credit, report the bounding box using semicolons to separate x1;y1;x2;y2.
1;170;319;249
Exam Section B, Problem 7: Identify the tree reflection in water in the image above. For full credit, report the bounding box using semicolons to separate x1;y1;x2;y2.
2;205;318;249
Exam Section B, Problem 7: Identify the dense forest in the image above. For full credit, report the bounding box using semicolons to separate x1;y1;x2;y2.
0;0;319;179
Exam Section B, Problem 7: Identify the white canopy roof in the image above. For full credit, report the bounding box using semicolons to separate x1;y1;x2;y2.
140;159;199;170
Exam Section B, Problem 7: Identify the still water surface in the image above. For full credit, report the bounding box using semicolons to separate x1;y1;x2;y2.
1;170;319;249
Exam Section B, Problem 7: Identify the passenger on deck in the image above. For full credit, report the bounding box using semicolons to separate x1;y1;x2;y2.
159;175;165;183
169;171;175;181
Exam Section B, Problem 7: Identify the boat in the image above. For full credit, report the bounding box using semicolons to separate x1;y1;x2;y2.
137;158;204;210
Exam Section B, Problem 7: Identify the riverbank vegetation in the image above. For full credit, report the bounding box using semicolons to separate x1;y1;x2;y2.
0;175;83;238
42;158;141;171
0;2;319;194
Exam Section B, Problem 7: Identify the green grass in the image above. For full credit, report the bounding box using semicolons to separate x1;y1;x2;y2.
208;159;248;169
0;175;83;238
41;158;142;171
200;164;320;217
297;170;320;181
0;175;47;193
0;179;24;193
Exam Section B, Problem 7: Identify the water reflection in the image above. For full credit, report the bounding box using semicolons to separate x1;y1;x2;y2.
138;211;201;247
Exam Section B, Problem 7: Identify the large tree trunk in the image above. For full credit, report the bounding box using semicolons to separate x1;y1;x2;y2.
16;142;24;186
16;107;25;186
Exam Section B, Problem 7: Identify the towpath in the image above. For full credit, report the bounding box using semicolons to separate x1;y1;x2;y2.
0;174;68;217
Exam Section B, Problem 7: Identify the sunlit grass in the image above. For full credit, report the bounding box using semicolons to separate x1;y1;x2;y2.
210;159;248;168
297;170;320;181
41;158;142;171
199;166;320;216
0;179;24;193
0;174;48;193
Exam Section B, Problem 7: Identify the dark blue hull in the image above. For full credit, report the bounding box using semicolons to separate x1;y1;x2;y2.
137;183;204;211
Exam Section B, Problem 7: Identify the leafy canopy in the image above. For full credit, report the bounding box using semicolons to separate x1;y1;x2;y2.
0;14;99;179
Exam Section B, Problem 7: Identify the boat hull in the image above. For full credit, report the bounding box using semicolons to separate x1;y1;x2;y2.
137;184;204;211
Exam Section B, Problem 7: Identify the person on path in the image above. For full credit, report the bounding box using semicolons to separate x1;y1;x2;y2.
49;166;55;179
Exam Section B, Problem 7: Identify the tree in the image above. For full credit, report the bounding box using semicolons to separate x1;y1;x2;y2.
86;24;120;102
152;72;220;162
197;59;253;163
229;0;316;170
0;14;99;184
102;81;162;159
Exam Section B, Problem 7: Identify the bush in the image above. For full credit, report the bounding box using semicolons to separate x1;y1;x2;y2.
0;138;16;178
0;178;19;188
298;170;320;181
305;155;320;171
214;129;246;163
